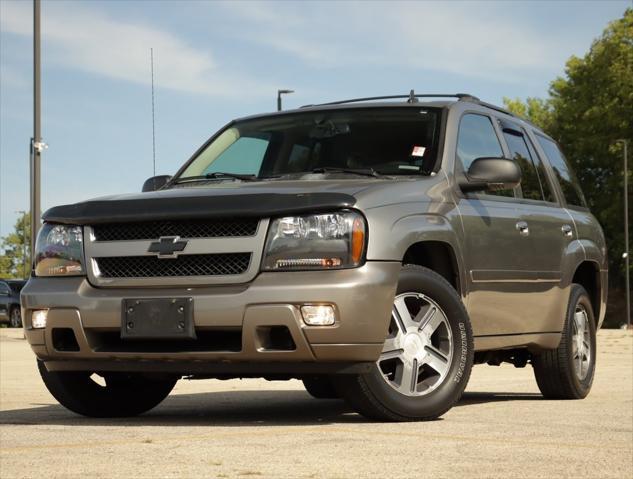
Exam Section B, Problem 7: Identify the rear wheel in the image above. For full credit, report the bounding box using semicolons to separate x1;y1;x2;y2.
9;306;22;328
302;376;340;399
38;360;177;417
532;284;596;399
334;265;474;421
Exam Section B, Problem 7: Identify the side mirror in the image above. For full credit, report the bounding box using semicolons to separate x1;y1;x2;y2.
142;175;172;192
459;157;521;193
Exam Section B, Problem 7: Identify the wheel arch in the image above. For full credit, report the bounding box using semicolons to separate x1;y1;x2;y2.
571;260;602;326
402;240;462;296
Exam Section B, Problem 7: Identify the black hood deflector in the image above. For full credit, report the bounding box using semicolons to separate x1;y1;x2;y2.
42;192;357;225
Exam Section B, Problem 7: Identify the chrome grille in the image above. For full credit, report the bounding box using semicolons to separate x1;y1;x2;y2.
95;253;251;278
92;219;258;241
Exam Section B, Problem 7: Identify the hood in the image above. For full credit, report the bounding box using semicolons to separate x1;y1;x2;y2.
42;178;387;225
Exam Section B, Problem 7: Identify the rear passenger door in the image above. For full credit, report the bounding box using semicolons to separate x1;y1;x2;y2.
498;121;572;333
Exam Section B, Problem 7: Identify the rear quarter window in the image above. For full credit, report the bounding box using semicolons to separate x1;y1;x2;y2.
536;134;587;208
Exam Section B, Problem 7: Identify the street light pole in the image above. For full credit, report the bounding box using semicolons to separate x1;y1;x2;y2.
30;0;43;261
277;89;294;111
618;139;631;328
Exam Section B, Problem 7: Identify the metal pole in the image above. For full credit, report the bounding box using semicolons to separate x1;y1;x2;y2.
23;214;27;278
150;48;156;177
277;89;294;111
623;140;630;328
30;0;42;261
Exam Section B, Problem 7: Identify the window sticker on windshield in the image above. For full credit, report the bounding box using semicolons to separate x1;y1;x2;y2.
411;146;426;157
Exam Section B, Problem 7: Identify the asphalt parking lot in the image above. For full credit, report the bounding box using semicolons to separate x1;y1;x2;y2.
0;328;631;479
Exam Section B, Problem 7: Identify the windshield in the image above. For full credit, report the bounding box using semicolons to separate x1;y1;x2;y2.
177;107;441;180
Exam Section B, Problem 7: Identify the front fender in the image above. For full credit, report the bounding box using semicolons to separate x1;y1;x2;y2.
364;203;465;294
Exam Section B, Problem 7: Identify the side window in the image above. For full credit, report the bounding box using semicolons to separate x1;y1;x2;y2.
457;113;513;198
457;114;504;171
0;282;9;295
524;133;555;203
536;135;587;208
501;126;555;202
203;135;270;176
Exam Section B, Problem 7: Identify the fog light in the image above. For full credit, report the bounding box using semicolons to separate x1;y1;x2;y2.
301;305;336;326
31;310;48;329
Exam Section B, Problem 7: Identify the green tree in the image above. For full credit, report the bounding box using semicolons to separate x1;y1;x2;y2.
502;96;554;132
0;212;31;279
504;9;633;326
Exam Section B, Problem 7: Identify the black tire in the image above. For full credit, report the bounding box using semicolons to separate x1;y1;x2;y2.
532;284;596;399
9;306;22;328
333;265;474;421
38;360;177;417
302;376;340;399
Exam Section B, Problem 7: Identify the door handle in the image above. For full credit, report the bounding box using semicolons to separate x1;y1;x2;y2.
516;221;529;236
562;224;573;238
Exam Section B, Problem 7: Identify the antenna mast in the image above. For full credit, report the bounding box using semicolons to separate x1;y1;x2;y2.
150;48;156;176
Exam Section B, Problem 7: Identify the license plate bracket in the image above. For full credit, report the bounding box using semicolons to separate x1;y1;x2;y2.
121;298;195;340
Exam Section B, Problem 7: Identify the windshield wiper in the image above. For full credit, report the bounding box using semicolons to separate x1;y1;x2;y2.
173;172;258;184
310;167;380;178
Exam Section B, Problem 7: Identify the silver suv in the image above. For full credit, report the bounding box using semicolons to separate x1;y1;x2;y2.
22;93;607;421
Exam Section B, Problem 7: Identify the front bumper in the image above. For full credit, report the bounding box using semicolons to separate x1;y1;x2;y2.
22;262;400;373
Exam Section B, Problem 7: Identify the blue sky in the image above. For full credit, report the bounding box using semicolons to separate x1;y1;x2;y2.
0;0;629;239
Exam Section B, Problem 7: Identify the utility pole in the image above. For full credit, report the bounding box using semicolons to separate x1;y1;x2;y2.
617;139;630;328
150;48;156;177
30;0;45;261
277;89;294;111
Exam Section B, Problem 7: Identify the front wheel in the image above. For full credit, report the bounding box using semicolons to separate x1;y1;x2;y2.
302;376;340;399
334;265;474;421
9;307;22;328
38;360;177;417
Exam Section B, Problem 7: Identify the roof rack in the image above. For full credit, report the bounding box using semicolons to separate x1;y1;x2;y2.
299;90;520;119
302;91;480;108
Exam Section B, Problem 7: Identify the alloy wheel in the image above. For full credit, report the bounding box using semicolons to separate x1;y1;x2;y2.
571;305;591;380
378;292;453;397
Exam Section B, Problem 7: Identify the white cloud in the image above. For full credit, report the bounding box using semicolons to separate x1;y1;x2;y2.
0;1;272;97
220;1;569;81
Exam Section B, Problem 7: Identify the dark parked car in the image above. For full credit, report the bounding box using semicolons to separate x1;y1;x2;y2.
0;280;26;327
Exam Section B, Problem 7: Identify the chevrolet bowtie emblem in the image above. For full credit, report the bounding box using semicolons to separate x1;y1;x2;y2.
148;236;188;259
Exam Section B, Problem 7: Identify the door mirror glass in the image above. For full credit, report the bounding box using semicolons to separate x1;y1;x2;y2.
142;175;172;192
459;157;521;193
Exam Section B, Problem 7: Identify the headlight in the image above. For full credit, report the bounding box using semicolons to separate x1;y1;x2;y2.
262;211;366;271
34;224;85;277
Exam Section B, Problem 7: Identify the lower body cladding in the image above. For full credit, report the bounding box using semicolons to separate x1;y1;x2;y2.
21;262;401;376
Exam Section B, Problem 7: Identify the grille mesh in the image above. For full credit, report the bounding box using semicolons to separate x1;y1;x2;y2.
95;253;251;278
93;219;258;241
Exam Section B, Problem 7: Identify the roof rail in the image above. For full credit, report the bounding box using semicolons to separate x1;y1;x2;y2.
301;92;480;108
468;99;518;118
299;91;521;120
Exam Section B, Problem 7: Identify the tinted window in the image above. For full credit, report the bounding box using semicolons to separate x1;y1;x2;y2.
180;108;442;179
502;128;554;202
457;114;504;170
0;282;9;295
457;114;513;197
536;135;586;207
8;282;25;294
